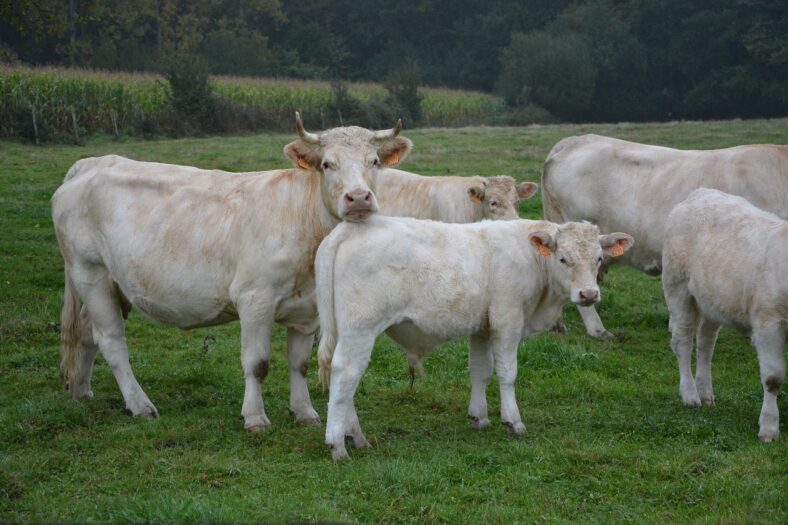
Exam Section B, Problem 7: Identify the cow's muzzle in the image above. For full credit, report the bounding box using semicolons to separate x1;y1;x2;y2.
575;287;600;307
341;189;377;222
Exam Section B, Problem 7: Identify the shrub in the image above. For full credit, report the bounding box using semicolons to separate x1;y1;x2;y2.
162;54;216;131
383;62;424;127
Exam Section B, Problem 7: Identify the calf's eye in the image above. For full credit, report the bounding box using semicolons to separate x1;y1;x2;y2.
490;201;498;207
559;257;568;265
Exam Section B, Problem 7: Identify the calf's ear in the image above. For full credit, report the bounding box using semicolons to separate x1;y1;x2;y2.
377;137;413;167
599;233;634;257
468;185;485;204
529;231;556;257
516;182;538;200
284;140;322;170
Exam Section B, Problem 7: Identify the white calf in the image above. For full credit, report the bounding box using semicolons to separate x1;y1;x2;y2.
663;188;787;442
315;216;633;459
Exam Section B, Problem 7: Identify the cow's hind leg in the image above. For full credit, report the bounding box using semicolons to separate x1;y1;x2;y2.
68;306;100;400
325;334;374;460
468;335;493;429
664;282;700;406
237;303;275;432
695;316;720;405
286;328;320;425
752;323;784;442
72;266;157;417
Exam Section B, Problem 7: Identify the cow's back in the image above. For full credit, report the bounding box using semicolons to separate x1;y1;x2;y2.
53;155;326;329
376;169;482;222
542;135;788;272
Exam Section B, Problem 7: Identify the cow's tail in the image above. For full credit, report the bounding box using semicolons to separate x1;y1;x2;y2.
316;223;354;388
59;268;83;391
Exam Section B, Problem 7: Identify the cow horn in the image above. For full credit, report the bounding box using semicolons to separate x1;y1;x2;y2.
295;111;320;144
372;119;403;140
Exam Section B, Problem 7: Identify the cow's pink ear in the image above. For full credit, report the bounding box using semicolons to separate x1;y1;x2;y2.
468;186;485;204
600;233;634;257
378;137;413;167
529;231;555;256
517;182;538;200
284;140;321;170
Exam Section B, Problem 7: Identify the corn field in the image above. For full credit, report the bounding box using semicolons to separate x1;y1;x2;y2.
0;65;507;141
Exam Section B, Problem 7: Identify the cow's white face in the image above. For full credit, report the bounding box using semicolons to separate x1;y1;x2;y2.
284;117;412;222
530;222;633;306
469;177;538;220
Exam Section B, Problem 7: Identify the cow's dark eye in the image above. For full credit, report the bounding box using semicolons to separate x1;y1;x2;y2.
490;201;498;207
559;257;568;265
322;161;332;170
598;256;603;263
372;158;380;166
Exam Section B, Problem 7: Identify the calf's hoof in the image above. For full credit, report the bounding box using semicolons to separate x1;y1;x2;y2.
758;428;779;443
351;434;371;449
244;415;272;433
127;400;159;419
589;329;616;340
468;415;490;429
328;443;350;461
504;421;526;434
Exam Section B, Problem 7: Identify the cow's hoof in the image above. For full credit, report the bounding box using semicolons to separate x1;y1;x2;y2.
589;329;616;340
128;402;159;419
292;407;321;426
758;428;779;443
681;392;701;407
244;415;272;433
72;389;94;401
700;396;716;406
468;415;490;429
351;434;371;449
552;322;568;334
328;444;350;461
504;421;526;434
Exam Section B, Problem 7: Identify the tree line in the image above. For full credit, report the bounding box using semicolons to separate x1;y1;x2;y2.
2;0;787;122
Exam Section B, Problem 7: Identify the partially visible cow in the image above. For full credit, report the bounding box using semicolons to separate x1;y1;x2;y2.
662;188;786;442
542;134;788;338
315;215;633;459
377;171;537;222
376;171;538;378
51;113;412;431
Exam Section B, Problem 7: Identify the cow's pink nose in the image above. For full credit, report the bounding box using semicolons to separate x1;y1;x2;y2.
344;190;372;207
579;288;599;302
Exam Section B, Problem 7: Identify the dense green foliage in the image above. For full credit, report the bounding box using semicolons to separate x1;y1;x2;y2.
1;120;787;523
0;65;506;141
2;0;787;121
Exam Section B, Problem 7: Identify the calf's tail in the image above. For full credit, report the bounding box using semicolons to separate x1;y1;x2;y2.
316;223;354;387
60;269;83;391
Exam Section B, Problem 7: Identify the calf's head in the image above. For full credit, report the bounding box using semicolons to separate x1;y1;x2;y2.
529;222;633;306
468;176;538;220
284;112;412;222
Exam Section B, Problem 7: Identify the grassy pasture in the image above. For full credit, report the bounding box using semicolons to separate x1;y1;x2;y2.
1;119;787;523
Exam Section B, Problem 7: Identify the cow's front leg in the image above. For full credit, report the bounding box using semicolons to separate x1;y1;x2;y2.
238;306;274;432
286;328;320;425
492;334;525;434
753;324;785;442
468;335;493;429
325;334;374;460
577;304;615;339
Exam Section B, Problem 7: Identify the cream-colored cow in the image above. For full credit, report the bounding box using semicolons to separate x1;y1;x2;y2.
315;215;633;459
52;114;411;431
542;134;788;338
663;188;786;442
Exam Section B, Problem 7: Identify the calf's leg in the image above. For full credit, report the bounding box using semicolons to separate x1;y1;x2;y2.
468;336;493;429
69;305;100;400
325;334;375;460
752;324;785;442
492;335;525;434
695;316;720;405
664;282;700;406
286;328;320;425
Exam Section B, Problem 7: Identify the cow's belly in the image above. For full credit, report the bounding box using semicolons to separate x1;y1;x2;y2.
385;321;450;353
276;291;319;334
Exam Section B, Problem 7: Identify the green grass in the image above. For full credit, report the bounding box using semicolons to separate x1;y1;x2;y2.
1;118;787;523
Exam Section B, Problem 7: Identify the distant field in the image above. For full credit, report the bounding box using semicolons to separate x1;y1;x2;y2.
1;119;787;523
0;65;506;140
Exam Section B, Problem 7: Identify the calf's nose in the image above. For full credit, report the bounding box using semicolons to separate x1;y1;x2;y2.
579;288;599;303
